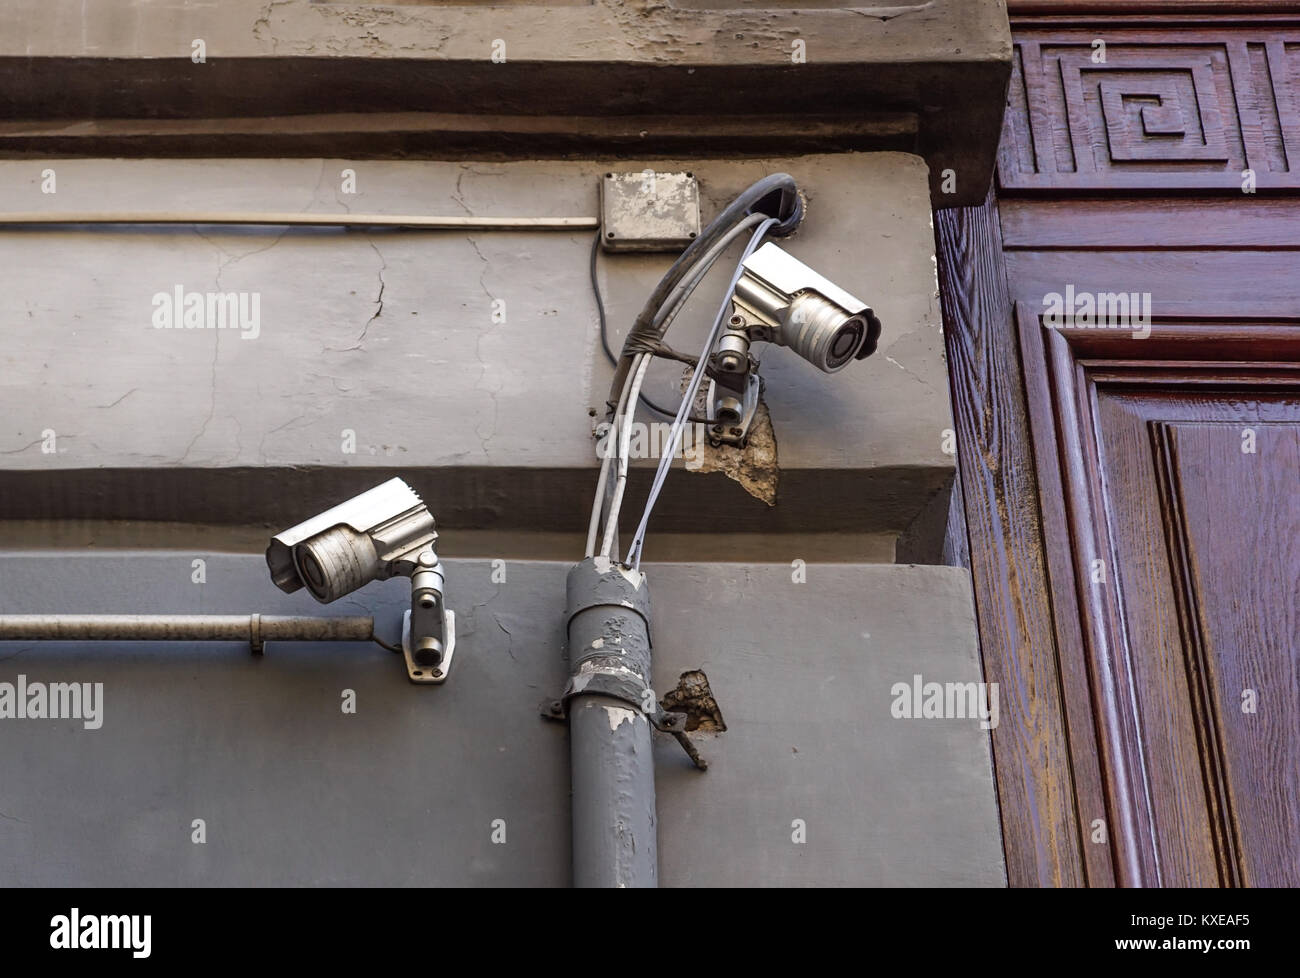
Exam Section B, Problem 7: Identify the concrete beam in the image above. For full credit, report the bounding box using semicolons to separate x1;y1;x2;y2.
0;154;954;544
0;0;1011;205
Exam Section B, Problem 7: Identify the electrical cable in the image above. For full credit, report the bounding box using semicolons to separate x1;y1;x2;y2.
605;173;802;410
590;234;682;419
625;217;777;570
372;635;403;654
588;218;767;552
586;347;641;557
584;442;613;558
641;213;768;427
648;212;765;335
591;215;766;424
586;176;804;567
600;353;651;559
590;217;759;421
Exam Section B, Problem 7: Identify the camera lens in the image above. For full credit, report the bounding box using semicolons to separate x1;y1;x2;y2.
294;526;375;603
826;317;867;370
783;293;869;373
300;551;327;593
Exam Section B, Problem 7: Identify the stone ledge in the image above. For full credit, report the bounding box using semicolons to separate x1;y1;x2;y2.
0;0;1011;204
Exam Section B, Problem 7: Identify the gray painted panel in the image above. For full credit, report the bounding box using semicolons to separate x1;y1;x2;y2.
0;553;1003;886
0;155;946;475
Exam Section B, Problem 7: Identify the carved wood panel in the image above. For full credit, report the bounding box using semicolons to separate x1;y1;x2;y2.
1015;312;1300;886
942;10;1300;886
999;29;1300;192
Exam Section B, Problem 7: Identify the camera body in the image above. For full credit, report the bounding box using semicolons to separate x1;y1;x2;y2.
729;242;881;373
266;478;453;684
266;478;437;603
707;242;882;447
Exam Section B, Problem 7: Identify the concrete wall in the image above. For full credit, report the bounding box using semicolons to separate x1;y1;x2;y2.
0;154;953;555
0;149;1002;885
0;0;1012;205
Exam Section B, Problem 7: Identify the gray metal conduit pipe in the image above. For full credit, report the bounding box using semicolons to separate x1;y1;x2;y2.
0;614;378;654
564;557;658;888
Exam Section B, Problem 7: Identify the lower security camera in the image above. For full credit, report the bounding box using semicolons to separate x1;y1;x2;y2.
266;477;455;684
267;477;437;601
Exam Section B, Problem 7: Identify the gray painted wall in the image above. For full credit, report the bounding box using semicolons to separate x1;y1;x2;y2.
0;554;1004;887
0;154;952;546
0;149;1002;887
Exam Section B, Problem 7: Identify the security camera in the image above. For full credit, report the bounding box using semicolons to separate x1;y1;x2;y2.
727;242;881;373
267;477;437;601
706;243;882;446
266;477;456;684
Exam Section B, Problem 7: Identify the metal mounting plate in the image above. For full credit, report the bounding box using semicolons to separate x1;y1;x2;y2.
401;608;456;684
600;170;701;253
707;373;762;447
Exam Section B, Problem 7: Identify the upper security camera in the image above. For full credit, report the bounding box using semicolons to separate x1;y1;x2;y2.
728;242;881;373
706;242;882;446
266;478;455;684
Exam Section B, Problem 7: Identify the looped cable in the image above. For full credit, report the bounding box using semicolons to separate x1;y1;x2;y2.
606;174;803;411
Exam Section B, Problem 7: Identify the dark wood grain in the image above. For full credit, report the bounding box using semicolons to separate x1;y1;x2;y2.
1005;250;1300;311
1000;198;1300;250
1151;420;1243;886
934;195;1095;888
941;9;1300;887
1163;421;1300;885
1017;311;1300;885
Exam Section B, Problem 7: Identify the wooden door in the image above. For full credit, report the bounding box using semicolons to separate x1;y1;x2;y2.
936;3;1300;886
1019;311;1300;886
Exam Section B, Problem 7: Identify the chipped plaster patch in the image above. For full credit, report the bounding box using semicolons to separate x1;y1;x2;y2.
603;705;637;731
662;669;726;732
683;367;778;506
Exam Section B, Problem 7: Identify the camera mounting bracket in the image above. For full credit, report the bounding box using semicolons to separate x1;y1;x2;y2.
402;607;456;685
706;372;762;448
401;547;455;684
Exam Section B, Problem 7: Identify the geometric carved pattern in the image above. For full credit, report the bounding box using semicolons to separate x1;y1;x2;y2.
1000;29;1300;192
1097;74;1227;160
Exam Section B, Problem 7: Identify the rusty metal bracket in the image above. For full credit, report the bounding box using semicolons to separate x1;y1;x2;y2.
538;670;706;771
648;702;708;771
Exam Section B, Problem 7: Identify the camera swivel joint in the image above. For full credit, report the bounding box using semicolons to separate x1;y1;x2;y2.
403;548;455;684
